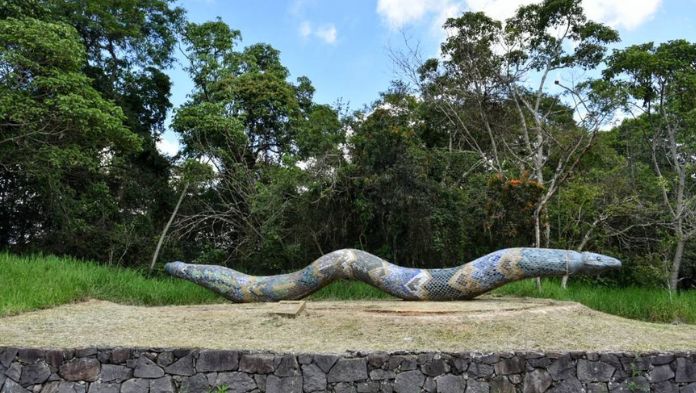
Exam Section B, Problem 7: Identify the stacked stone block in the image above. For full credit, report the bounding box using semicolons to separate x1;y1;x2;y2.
1;347;694;392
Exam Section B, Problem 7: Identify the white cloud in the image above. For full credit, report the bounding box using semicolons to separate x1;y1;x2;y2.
289;0;314;16
466;0;661;30
315;24;337;44
583;0;661;30
299;21;312;38
157;137;180;157
377;0;464;29
298;22;338;44
376;0;661;31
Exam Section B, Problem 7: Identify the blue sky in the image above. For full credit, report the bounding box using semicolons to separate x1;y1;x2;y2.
158;0;696;155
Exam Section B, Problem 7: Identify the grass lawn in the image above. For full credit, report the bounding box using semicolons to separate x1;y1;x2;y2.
492;278;696;325
2;253;694;324
0;253;222;316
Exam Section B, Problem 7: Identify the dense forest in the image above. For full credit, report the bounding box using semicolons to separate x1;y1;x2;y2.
1;0;695;291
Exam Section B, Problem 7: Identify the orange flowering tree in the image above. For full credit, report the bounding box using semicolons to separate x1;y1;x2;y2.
484;173;545;246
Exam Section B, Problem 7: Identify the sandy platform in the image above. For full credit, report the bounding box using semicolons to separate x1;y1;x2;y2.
0;297;694;353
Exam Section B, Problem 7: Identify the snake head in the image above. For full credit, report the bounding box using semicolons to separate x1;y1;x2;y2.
579;252;622;273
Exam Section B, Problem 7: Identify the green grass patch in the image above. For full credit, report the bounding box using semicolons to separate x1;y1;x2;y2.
0;253;222;317
492;279;696;324
309;280;394;300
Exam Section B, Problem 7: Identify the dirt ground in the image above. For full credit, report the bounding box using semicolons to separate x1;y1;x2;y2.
0;297;694;353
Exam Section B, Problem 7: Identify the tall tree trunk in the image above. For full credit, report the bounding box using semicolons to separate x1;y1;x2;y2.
150;183;189;273
669;235;685;292
560;270;569;289
533;205;543;291
532;140;545;291
542;206;551;248
663;118;687;292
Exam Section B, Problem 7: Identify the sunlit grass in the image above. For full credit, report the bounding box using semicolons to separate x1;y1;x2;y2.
492;278;696;324
0;253;222;317
310;280;394;300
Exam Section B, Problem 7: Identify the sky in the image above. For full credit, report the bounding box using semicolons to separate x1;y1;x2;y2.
158;0;696;156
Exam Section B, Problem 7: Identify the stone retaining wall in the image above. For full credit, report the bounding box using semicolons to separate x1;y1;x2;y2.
1;347;695;393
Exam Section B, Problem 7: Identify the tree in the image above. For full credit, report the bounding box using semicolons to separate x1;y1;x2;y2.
52;0;184;264
170;20;345;269
0;0;186;264
0;17;140;255
404;1;622;290
419;0;619;252
150;159;214;272
548;132;662;287
604;40;696;291
175;20;312;166
334;84;489;266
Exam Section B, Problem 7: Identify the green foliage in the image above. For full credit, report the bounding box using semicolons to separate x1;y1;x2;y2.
46;0;184;69
208;385;229;393
316;85;488;267
417;0;623;259
603;40;696;289
0;0;187;266
173;101;247;162
0;17;143;258
505;0;619;70
0;18;136;150
168;19;351;271
176;21;311;164
295;104;344;160
177;159;216;187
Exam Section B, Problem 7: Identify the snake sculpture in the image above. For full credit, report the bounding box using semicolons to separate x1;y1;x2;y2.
165;248;621;302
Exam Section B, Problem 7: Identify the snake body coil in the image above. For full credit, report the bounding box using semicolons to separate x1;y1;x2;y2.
165;248;621;302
